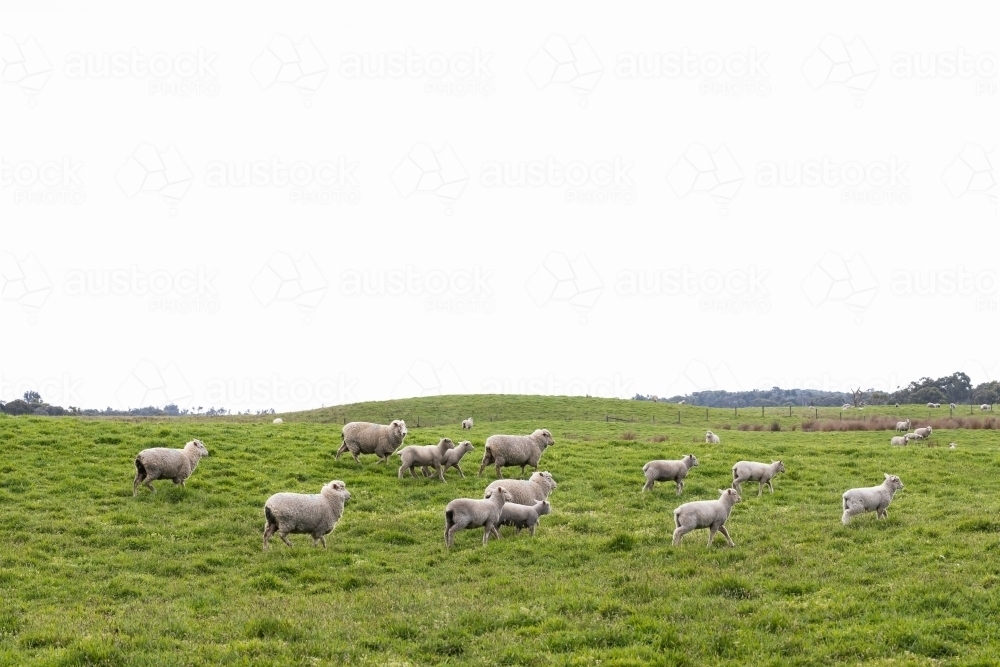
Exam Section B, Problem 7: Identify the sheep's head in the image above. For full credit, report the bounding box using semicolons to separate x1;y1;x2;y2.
773;460;785;473
487;486;514;502
186;439;209;457
530;471;557;490
685;454;699;467
438;438;455;450
391;420;408;438
536;500;551;516
322;480;351;502
883;473;903;491
532;429;554;448
457;441;474;454
719;488;742;504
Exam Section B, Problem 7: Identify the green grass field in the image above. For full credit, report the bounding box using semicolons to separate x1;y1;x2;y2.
2;397;1000;666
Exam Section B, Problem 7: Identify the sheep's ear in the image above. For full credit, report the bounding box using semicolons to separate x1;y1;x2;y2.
884;473;891;479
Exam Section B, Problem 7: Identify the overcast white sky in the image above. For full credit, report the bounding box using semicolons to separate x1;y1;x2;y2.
1;2;997;413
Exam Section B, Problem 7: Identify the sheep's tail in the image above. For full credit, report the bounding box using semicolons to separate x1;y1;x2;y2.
264;505;278;528
134;456;146;478
672;508;681;528
642;462;649;473
732;465;738;479
445;509;455;531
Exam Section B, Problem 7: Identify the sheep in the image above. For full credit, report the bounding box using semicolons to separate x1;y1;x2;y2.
934;403;941;408
485;471;557;505
890;436;909;446
895;419;910;432
336;420;407;464
705;430;721;444
731;460;785;496
841;474;903;525
950;403;957;410
498;499;551;536
895;402;900;408
678;400;686;405
842;403;852;410
905;432;923;441
423;440;475;479
133;439;209;496
263;480;351;550
444;485;513;547
642;454;698;495
272;418;283;424
478;429;554;478
672;488;742;547
396;438;455;481
462;417;474;430
914;426;932;439
949;443;957;449
982;404;992;411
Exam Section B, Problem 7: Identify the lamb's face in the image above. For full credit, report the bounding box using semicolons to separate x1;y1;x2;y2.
720;488;742;503
774;460;785;473
686;455;699;467
490;486;514;502
458;441;474;454
884;474;903;491
392;420;408;437
537;500;551;516
189;440;209;457
439;438;455;449
324;480;350;502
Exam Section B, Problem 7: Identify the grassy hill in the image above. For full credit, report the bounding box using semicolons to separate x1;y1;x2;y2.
1;397;999;665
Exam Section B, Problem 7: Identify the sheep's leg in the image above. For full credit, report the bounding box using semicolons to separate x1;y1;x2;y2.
279;532;293;547
675;480;683;496
133;472;144;497
335;443;348;460
520;465;527;477
397;463;407;479
409;465;420;479
707;525;719;546
454;464;465;479
719;525;735;547
422;466;432;477
767;480;775;494
482;526;491;545
263;522;276;551
642;478;654;492
435;463;446;482
495;463;504;479
351;451;361;464
732;478;742;493
757;481;764;497
491;524;502;540
318;536;327;548
672;525;692;546
144;479;156;493
529;525;536;537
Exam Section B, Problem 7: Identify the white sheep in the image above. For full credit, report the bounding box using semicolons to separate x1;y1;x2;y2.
913;426;932;439
890;436;909;446
485;471;557;505
672;488;742;547
895;402;900;408
336;420;408;464
982;404;992;411
927;402;935;408
950;403;957;410
949;442;957;449
423;440;475;479
841;474;903;525
444;486;513;547
895;419;910;432
499;499;551;536
272;418;283;424
678;400;686;405
705;430;721;444
842;404;852;410
905;432;923;441
642;454;698;494
462;417;474;430
263;480;351;550
478;429;554;478
731;460;785;496
133;439;209;496
396;438;455;482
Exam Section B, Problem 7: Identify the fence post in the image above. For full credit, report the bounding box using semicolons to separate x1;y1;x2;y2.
706;408;709;421
789;406;792;417
815;408;818;418
761;406;764;417
840;411;842;420
677;410;681;424
417;416;420;428
605;415;608;423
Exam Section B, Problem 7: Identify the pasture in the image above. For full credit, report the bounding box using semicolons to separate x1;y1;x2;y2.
1;397;999;666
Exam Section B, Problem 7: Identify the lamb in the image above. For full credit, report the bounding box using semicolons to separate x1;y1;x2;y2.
982;404;992;411
396;438;455;481
444;486;513;547
672;488;742;547
950;403;957;410
423;440;475;479
336;420;407;464
263;480;351;550
498;499;551;536
890;436;909;446
914;426;932;439
272;418;283;424
949;443;957;449
478;429;554;478
485;471;557;505
705;430;720;444
841;474;903;525
895;419;910;432
133;439;209;496
462;417;474;430
731;460;785;496
642;454;698;494
905;432;923;441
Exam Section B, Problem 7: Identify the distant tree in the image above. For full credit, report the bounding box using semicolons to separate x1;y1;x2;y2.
23;390;41;404
911;386;947;404
2;399;32;416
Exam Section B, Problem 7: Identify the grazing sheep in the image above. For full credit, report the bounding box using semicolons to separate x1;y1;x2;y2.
914;426;932;439
485;471;557;506
890;436;909;446
705;430;721;444
444;486;512;547
263;480;351;550
841;474;904;525
678;400;686;405
336;420;408;464
934;403;941;408
905;432;923;441
423;440;475;479
672;488;742;547
499;500;551;536
478;429;554;478
949;443;957;449
272;418;283;424
731;460;785;496
982;404;992;411
842;403;852;410
895;402;900;408
642;454;698;495
133;439;209;496
462;417;474;430
397;438;455;482
895;419;910;432
950;403;957;410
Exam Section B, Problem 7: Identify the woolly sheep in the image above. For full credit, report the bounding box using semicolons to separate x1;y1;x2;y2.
485;471;557;506
498;499;551;536
642;454;698;494
462;417;474;430
841;474;903;525
890;436;909;446
478;429;554;478
895;419;910;432
444;485;513;547
397;438;455;482
842;404;852;410
705;430;721;444
949;443;957;449
133;439;209;496
914;426;932;439
895;402;900;408
272;418;283;424
678;400;686;405
934;403;941;408
905;432;923;441
672;488;742;547
982;404;992;411
263;480;351;550
337;420;408;464
731;460;785;496
950;403;957;410
423;440;475;479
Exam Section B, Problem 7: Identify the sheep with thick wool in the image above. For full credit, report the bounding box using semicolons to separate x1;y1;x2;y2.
642;454;698;494
462;417;474;430
263;480;351;550
890;435;910;446
133;439;209;496
336;420;407;464
672;488;742;547
423;440;475;479
895;419;910;432
914;426;932;440
478;429;554;478
731;460;785;496
841;474;903;525
444;486;512;547
485;471;557;506
705;430;720;444
396;438;455;481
